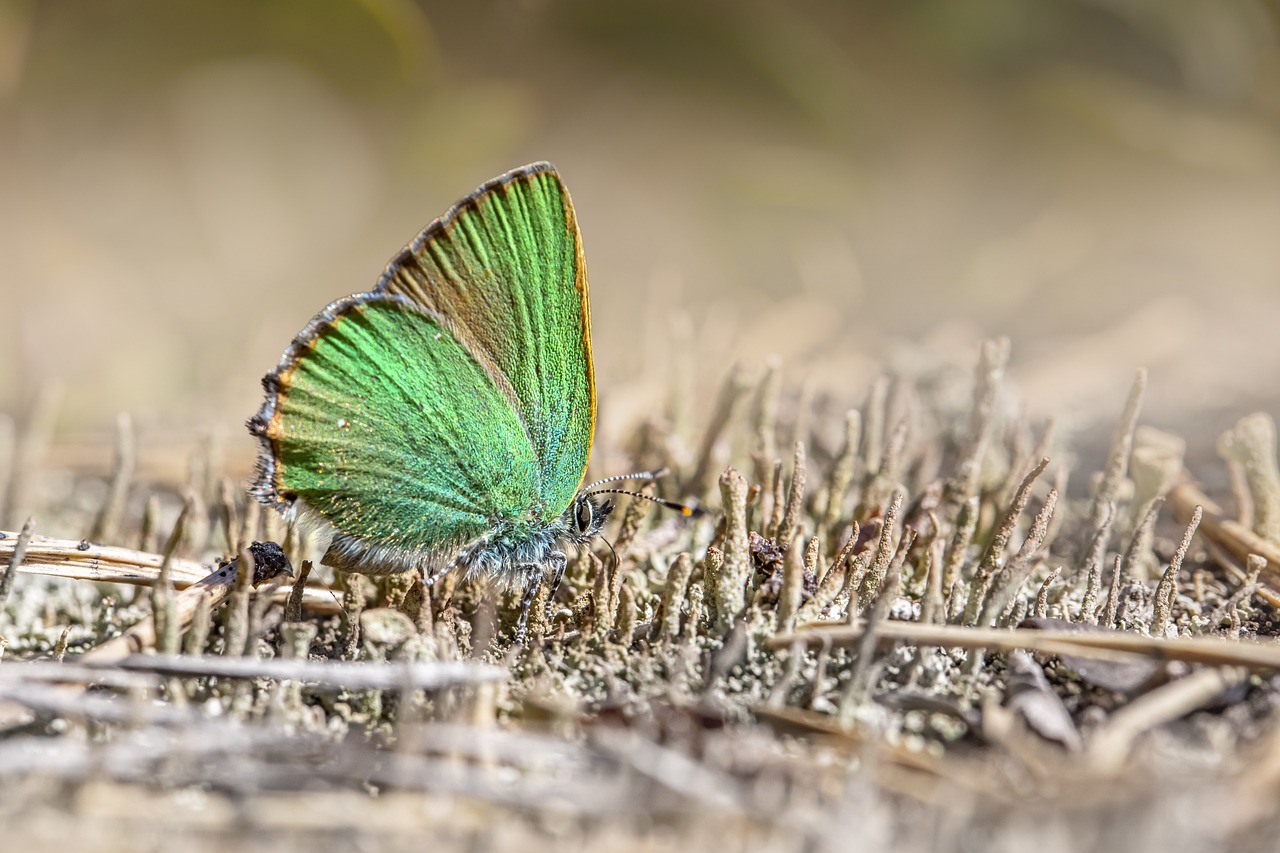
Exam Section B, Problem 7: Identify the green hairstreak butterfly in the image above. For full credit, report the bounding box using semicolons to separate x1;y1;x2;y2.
248;163;677;636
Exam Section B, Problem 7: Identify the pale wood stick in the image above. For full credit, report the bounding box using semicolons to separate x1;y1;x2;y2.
0;529;336;611
770;620;1280;671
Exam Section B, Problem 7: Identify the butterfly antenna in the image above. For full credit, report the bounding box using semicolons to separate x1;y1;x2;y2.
587;487;707;518
581;467;670;492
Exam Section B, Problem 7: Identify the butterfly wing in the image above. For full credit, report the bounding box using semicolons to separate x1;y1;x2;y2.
251;294;544;573
375;163;595;521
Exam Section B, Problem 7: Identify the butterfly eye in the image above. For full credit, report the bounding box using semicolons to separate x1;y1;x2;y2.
575;497;594;533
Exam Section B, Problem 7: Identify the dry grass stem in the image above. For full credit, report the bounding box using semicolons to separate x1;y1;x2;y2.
843;528;916;719
856;492;903;615
750;358;781;483
942;496;979;597
88;413;135;545
1153;505;1204;635
945;337;1009;507
965;458;1050;625
773;620;1280;671
154;494;195;656
797;524;857;623
820;410;861;537
1034;567;1061;618
765;458;785;539
615;582;638;643
1079;502;1115;624
979;487;1058;627
920;532;947;625
1102;554;1124;628
777;533;806;629
217;478;239;554
686;365;752;498
862;376;890;479
1122;495;1165;584
1084;369;1146;558
776;441;807;548
138;493;159;552
286;559;313;623
659;552;694;640
715;467;750;631
0;517;35;608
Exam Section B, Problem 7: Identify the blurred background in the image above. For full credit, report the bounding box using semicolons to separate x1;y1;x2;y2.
3;0;1280;474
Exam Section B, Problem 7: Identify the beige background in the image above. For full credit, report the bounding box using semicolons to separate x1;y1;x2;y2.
2;1;1279;474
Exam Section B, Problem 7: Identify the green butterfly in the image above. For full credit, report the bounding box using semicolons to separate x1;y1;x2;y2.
248;163;668;635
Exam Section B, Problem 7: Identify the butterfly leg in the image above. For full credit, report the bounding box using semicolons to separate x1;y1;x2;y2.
422;564;452;590
543;552;568;625
513;567;545;645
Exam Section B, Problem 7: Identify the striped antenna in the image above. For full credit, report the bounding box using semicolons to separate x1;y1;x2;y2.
586;487;706;518
582;467;669;493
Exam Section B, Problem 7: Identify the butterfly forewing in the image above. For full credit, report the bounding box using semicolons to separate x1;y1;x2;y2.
376;164;595;520
264;296;543;564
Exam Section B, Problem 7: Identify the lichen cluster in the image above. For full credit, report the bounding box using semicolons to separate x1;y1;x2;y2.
2;339;1280;852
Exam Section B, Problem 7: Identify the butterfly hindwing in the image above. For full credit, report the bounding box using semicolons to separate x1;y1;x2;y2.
255;295;543;571
376;163;595;521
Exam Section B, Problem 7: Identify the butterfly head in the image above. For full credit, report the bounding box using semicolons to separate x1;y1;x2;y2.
572;467;706;544
568;492;614;544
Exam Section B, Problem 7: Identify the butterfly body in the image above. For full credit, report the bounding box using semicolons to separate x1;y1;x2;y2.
249;163;608;598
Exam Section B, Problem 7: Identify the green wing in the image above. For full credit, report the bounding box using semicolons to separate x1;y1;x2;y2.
375;163;595;521
257;296;542;561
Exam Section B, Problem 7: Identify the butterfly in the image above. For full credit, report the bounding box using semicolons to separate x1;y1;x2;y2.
248;163;682;637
